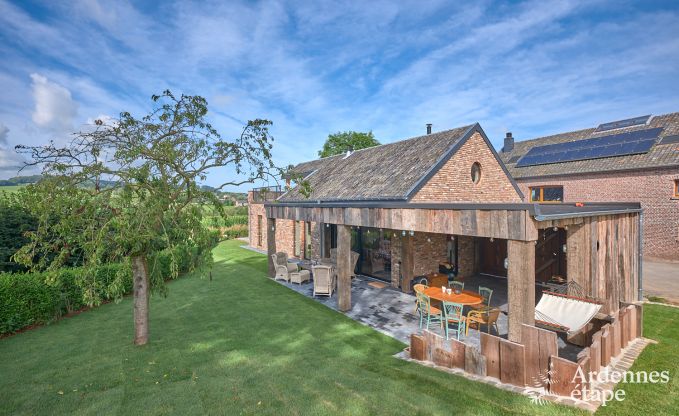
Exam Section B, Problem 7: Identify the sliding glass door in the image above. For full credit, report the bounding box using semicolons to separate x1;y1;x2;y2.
351;227;392;281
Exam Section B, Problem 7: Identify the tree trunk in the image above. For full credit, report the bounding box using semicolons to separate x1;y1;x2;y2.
132;254;150;345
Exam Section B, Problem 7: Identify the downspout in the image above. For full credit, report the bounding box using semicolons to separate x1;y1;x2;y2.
638;210;644;302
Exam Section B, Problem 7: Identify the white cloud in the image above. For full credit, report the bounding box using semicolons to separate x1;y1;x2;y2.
30;73;78;132
0;123;8;145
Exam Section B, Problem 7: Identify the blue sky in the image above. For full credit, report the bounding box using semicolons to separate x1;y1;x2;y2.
1;0;678;190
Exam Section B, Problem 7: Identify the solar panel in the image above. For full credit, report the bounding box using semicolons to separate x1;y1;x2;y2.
515;128;663;167
659;134;679;145
596;115;651;132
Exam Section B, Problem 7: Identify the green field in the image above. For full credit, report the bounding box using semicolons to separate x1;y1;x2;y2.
0;185;24;193
0;240;675;415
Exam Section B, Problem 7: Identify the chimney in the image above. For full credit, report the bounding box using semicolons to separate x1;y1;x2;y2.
426;123;432;135
503;132;514;152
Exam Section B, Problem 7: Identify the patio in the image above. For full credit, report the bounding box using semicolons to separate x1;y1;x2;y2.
273;270;583;360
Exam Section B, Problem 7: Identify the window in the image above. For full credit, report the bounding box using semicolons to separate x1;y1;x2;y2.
530;186;563;202
257;215;262;247
471;162;482;184
294;221;302;257
674;180;679;198
304;222;312;259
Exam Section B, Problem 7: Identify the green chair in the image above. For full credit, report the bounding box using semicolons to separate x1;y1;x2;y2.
448;280;464;292
441;301;466;340
471;286;493;310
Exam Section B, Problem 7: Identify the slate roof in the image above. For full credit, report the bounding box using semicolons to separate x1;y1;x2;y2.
502;112;679;179
279;124;478;202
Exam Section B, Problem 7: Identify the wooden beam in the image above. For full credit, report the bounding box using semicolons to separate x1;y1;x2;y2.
507;239;536;343
267;217;276;277
401;235;414;293
337;224;352;312
266;205;536;241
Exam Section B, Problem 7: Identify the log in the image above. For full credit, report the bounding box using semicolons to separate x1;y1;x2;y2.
450;338;466;369
522;324;558;387
549;356;586;397
500;339;526;387
410;334;426;361
480;332;501;379
601;326;611;367
465;344;487;376
507;240;536;343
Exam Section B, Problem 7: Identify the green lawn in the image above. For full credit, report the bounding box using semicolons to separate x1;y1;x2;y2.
0;240;674;415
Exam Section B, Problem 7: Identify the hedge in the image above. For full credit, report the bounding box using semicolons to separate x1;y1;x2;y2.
0;244;206;335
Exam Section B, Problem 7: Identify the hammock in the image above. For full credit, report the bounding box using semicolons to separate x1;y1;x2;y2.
534;292;602;336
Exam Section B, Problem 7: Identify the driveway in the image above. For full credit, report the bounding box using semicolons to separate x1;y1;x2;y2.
643;260;679;303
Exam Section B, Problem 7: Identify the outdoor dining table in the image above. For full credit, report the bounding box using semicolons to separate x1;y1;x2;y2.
423;286;484;306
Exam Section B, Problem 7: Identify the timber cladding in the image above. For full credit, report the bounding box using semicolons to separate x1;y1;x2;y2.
265;205;538;241
561;213;640;313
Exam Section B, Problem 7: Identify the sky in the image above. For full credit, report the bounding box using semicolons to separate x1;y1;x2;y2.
1;0;678;190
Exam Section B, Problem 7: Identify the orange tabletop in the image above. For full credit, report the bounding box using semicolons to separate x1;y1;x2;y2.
423;287;483;305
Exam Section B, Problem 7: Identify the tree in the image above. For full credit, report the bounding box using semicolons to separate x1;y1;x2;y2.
318;131;380;158
15;90;282;345
0;192;37;272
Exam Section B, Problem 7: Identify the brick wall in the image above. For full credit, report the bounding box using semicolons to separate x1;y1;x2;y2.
412;233;449;276
457;236;478;279
247;192;266;250
248;194;320;260
518;167;679;260
412;132;523;202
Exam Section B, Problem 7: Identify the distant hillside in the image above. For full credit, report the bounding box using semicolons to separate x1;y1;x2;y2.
0;175;248;202
0;175;42;186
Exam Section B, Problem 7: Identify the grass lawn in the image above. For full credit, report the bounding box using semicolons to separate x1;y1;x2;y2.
0;240;675;415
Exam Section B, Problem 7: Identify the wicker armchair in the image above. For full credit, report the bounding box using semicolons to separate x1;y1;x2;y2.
271;252;298;282
312;265;335;297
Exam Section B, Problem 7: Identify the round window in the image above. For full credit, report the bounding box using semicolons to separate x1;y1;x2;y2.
471;162;481;184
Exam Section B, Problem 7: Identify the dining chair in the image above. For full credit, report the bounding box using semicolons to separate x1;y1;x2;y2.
448;280;464;292
441;301;466;340
417;292;442;330
471;286;493;310
413;283;428;314
466;307;501;335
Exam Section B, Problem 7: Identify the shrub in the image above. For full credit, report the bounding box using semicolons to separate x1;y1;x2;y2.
0;241;211;335
221;224;248;240
0;272;61;334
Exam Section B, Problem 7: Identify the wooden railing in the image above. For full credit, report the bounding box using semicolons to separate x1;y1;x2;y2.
250;185;283;203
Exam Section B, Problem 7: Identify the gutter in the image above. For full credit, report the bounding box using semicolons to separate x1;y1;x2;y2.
532;207;643;221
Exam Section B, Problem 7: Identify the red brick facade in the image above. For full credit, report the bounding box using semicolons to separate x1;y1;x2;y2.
248;191;321;259
517;167;679;260
411;132;523;202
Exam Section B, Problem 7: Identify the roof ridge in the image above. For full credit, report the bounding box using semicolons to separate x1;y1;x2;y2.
291;123;475;168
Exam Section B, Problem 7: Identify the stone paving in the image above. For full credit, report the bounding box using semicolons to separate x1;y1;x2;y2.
274;273;508;348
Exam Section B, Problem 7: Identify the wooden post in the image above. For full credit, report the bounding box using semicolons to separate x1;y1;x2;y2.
337;225;352;312
267;217;276;277
507;239;536;343
567;223;590;294
401;234;414;293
